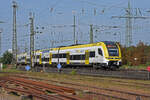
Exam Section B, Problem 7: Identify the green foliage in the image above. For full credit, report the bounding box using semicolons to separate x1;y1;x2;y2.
121;41;150;66
2;64;7;69
146;62;150;66
1;51;13;64
70;69;77;75
120;65;147;70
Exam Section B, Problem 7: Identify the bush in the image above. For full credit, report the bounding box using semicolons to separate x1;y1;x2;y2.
121;41;150;66
1;51;13;64
2;64;7;69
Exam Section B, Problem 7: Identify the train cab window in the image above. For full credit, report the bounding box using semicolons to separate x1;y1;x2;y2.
90;51;95;57
98;48;103;56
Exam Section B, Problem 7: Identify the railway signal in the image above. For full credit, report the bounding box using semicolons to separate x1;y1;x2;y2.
147;66;150;72
147;66;150;80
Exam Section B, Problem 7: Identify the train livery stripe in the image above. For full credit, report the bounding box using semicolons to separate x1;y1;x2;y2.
85;50;89;64
39;53;42;64
67;52;70;64
101;42;109;58
116;43;122;58
49;53;52;64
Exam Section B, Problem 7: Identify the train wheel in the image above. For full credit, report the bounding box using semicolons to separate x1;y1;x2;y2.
110;66;117;71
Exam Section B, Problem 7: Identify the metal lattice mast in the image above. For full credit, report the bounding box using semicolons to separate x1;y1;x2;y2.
12;1;17;65
90;24;93;43
112;0;150;47
73;15;77;44
29;12;35;67
126;1;132;47
0;30;1;56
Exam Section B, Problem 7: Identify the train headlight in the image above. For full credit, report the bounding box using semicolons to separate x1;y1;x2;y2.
113;62;117;64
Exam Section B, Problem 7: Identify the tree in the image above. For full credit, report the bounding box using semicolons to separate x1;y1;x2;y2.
121;41;150;66
1;51;13;64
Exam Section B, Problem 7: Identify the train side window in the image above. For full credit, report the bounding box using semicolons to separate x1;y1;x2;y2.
52;54;58;58
89;51;95;57
52;54;55;58
46;58;49;61
58;54;61;58
63;54;66;58
98;48;103;56
70;55;73;60
82;55;85;60
42;57;45;61
27;59;30;62
76;55;81;60
37;55;40;59
70;55;85;60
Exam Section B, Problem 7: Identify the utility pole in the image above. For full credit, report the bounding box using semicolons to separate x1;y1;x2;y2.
90;24;93;43
12;1;17;65
73;15;77;44
126;1;132;47
0;29;2;56
112;0;150;47
24;42;28;53
29;12;35;68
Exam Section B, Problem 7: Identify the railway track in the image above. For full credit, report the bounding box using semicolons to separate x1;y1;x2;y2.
11;75;150;100
0;76;85;100
60;76;150;89
3;70;150;88
25;66;149;80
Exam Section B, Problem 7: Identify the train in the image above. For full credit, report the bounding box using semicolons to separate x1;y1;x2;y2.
17;41;122;70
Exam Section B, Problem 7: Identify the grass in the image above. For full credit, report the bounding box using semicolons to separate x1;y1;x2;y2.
23;71;150;92
120;65;148;70
1;66;150;99
70;69;77;75
2;68;24;73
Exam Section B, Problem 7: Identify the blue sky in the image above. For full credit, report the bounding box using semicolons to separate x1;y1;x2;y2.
0;0;150;54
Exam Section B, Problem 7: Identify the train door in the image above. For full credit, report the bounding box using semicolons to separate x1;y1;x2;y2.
49;53;52;64
85;50;89;64
66;52;70;64
39;53;42;64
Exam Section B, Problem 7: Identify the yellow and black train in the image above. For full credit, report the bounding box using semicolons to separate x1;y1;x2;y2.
17;41;122;70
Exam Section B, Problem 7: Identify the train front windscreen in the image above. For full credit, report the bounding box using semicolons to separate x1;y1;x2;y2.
108;48;119;56
104;41;119;57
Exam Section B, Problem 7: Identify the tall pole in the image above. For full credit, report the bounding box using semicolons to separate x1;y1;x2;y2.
29;12;35;67
24;42;28;52
0;30;1;56
90;24;93;43
12;1;17;65
73;15;76;44
126;0;132;47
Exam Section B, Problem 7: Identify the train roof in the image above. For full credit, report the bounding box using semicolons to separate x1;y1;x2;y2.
17;41;118;55
50;41;117;51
